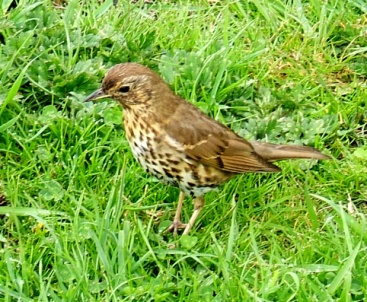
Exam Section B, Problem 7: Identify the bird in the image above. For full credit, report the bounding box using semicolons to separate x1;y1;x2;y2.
85;63;330;235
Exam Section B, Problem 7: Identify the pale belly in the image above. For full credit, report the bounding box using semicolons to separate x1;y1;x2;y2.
125;126;231;197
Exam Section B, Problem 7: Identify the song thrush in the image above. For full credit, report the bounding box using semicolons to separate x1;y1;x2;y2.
85;63;329;235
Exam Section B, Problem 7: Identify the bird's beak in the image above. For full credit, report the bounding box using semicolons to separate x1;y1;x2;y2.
84;88;111;102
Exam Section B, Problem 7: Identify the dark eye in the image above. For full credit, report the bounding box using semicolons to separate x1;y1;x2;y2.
119;86;130;93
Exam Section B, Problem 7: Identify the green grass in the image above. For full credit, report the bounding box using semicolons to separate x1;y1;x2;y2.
1;0;367;300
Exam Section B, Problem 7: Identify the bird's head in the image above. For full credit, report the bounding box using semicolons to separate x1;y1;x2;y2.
85;63;169;108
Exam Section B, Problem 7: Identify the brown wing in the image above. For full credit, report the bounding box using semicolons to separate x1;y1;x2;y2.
164;99;280;173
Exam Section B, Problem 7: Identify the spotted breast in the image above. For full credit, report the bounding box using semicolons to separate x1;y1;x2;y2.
123;109;232;197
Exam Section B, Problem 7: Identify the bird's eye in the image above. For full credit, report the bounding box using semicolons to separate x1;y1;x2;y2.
119;86;130;93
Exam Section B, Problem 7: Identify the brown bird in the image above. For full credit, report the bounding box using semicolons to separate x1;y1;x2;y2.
85;63;329;235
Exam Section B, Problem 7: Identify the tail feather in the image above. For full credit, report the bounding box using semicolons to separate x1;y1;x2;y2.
249;141;330;162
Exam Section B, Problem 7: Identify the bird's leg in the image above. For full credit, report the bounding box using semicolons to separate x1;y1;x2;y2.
166;191;187;235
183;196;205;235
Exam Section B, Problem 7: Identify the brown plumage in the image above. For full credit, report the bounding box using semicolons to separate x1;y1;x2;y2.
85;63;329;235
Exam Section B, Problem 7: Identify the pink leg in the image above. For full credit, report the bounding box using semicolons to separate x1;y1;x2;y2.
183;196;205;235
166;191;186;236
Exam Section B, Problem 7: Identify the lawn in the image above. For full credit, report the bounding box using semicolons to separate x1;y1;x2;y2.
0;0;366;300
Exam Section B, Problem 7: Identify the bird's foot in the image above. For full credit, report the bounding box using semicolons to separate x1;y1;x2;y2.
165;220;187;236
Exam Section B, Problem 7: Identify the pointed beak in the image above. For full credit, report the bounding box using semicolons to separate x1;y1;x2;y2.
84;88;111;102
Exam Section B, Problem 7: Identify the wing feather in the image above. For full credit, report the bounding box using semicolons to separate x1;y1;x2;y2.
164;100;279;173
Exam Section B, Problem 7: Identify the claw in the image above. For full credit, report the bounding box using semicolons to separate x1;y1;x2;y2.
166;220;187;236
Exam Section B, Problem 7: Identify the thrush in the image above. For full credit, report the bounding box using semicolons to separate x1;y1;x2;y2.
85;63;329;235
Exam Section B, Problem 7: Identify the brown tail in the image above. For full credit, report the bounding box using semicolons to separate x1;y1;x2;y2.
250;141;330;162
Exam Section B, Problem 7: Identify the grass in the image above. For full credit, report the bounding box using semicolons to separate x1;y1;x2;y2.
0;0;366;300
